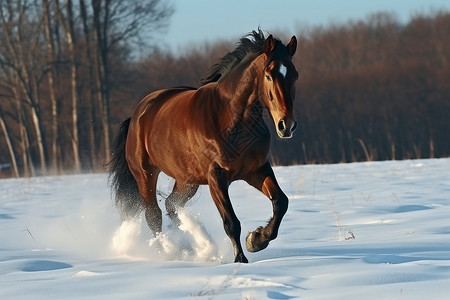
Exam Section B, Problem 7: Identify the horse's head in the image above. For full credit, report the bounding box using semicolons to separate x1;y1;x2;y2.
260;35;298;139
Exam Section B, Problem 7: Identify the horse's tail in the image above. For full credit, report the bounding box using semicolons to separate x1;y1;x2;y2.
109;118;143;219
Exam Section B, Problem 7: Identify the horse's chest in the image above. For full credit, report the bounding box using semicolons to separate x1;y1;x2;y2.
219;118;270;169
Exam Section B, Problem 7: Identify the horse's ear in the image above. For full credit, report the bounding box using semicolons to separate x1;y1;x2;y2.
286;36;297;57
264;35;275;56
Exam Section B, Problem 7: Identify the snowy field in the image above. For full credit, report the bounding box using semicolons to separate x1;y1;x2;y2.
1;158;449;299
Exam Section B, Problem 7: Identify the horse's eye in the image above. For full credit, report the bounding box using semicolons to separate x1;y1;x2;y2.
265;75;272;82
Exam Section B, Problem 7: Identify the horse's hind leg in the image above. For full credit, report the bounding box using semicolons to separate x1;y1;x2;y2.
129;163;162;236
244;162;288;253
165;181;199;226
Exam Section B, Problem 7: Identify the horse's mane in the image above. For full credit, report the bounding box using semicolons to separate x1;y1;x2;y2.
200;29;267;85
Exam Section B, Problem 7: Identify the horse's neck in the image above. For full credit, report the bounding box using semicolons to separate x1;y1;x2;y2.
218;55;264;122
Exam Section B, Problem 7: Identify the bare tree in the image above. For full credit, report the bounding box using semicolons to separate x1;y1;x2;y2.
0;0;47;174
0;105;18;177
43;0;60;172
54;0;81;171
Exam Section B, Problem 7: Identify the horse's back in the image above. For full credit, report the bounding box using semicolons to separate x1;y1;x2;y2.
134;86;196;114
131;86;198;126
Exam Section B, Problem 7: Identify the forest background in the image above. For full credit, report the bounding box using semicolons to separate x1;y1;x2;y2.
0;0;449;178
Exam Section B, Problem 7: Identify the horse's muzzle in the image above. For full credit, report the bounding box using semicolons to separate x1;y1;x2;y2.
277;119;297;139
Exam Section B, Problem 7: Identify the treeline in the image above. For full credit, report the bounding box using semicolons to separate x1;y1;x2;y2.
284;12;450;164
0;0;172;177
1;8;449;178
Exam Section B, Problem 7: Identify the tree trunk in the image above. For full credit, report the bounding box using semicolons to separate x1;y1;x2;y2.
0;108;19;177
79;0;97;170
43;0;60;173
17;100;35;177
92;0;111;164
55;0;81;172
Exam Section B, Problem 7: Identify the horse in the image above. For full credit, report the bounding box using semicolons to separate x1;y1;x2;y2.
109;29;299;263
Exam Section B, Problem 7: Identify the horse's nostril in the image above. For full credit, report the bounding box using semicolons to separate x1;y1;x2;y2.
278;120;286;133
291;121;298;132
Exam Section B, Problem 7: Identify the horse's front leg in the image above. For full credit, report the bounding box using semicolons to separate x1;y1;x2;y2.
244;162;289;253
208;163;248;263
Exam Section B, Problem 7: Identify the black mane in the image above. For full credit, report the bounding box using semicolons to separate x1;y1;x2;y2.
200;29;267;85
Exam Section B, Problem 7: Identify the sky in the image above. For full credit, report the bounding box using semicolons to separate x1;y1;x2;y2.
162;0;450;53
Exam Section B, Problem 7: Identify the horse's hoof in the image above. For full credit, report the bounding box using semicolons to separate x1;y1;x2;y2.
246;230;270;253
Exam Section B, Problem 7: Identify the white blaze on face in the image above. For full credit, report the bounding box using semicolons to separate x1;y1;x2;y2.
279;63;287;78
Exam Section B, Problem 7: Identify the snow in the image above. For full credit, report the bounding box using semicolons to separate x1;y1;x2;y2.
1;158;449;299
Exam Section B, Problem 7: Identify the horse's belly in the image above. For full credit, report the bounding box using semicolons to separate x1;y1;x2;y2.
156;157;209;185
147;130;210;185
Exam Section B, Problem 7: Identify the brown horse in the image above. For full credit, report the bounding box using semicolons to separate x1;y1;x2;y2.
110;30;298;263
